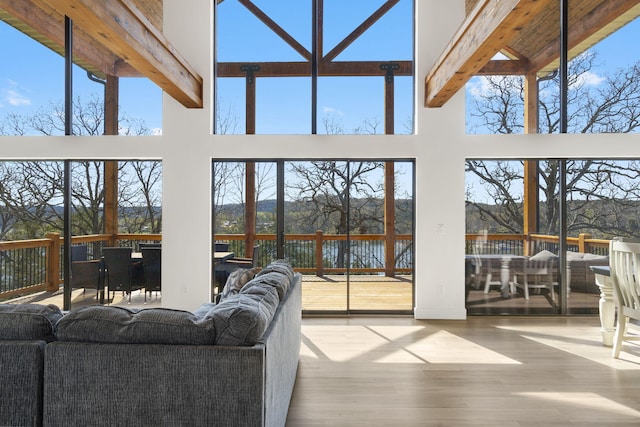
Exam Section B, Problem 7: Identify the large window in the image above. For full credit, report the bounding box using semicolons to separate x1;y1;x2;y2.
0;19;161;137
213;159;414;313
465;158;640;315
215;0;414;135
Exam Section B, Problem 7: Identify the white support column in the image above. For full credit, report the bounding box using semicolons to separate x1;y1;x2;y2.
160;0;214;310
413;0;467;319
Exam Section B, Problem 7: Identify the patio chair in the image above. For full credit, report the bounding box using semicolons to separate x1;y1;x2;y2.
610;239;640;358
138;242;161;251
102;247;145;303
510;256;559;301
141;247;161;301
471;233;502;293
70;245;103;299
217;245;260;283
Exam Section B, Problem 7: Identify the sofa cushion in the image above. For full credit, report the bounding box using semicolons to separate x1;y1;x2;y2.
206;283;280;346
566;251;585;261
255;259;294;284
243;271;290;300
56;306;216;345
530;250;558;261
0;303;63;342
583;253;608;261
219;267;260;301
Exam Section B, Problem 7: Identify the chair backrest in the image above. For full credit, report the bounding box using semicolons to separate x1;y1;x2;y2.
102;247;134;290
139;243;162;250
610;240;640;311
214;242;230;251
141;247;161;292
250;245;260;267
71;245;88;262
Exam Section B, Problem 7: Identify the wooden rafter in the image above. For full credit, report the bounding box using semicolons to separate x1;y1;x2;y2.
36;0;202;108
476;59;529;75
323;0;400;62
217;60;413;78
527;0;640;74
425;0;553;108
0;0;139;78
238;0;311;61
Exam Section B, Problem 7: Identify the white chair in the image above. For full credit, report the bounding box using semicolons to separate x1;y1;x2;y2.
609;240;640;358
472;238;502;293
510;257;558;301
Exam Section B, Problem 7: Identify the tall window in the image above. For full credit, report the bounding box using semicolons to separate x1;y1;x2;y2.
215;0;414;135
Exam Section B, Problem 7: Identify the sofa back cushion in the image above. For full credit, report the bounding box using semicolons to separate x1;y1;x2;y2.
205;283;280;346
56;306;216;345
0;303;63;342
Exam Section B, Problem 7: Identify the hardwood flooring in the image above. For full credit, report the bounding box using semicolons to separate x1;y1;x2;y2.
286;316;640;426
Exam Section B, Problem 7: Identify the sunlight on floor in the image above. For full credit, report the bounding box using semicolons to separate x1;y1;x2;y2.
515;392;640;418
496;324;640;368
301;325;521;364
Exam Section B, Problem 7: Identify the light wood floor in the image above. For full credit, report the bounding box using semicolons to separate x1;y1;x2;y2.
286;316;640;426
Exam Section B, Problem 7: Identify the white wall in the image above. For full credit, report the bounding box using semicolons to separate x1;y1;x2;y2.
2;1;640;315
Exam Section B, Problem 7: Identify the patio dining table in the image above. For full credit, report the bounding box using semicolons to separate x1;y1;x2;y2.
467;254;527;298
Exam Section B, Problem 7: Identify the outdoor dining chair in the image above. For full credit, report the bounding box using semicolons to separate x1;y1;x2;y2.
102;247;145;303
69;244;103;299
141;247;161;301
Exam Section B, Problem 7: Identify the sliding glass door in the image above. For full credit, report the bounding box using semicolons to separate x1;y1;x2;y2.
213;159;414;314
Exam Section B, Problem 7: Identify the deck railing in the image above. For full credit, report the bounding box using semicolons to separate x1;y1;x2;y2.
0;232;412;300
464;232;610;256
2;231;610;300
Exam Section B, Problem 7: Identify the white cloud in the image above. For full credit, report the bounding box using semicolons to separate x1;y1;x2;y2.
2;80;31;107
574;70;605;88
322;106;343;116
152;127;162;136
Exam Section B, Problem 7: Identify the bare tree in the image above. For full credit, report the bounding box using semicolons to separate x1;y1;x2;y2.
466;51;640;238
0;95;159;239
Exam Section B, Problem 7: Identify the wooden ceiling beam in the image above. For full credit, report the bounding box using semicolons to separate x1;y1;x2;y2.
40;0;202;108
527;0;640;73
424;0;553;108
217;60;413;78
0;0;140;78
476;59;529;75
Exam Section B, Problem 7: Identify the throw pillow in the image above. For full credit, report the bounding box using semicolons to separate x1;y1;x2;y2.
0;303;63;342
56;306;216;345
219;267;259;301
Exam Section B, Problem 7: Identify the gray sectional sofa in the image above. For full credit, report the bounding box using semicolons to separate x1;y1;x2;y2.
0;260;301;427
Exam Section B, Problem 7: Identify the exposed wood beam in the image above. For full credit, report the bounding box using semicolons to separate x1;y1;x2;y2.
476;59;529;75
40;0;202;108
239;0;311;61
425;0;553;108
217;60;413;78
527;0;640;73
324;0;400;62
0;0;142;78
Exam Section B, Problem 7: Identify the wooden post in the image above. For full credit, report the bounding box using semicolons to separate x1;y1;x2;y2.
383;63;397;277
243;65;257;257
384;163;395;277
104;75;119;247
245;163;256;258
523;71;538;256
46;232;60;292
578;233;592;253
315;230;324;277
